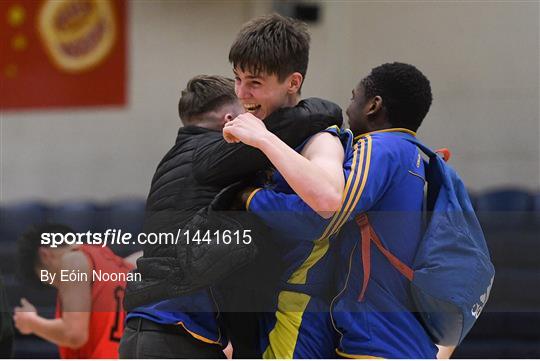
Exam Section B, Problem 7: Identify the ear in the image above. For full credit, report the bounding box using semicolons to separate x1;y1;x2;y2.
366;95;383;116
38;248;51;264
219;113;234;128
287;72;303;94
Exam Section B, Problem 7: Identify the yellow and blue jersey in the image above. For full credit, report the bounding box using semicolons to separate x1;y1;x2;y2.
250;129;438;358
127;289;224;346
329;129;437;358
247;127;356;358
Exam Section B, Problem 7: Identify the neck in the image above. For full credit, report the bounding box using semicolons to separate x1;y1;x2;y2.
191;119;223;131
286;93;301;108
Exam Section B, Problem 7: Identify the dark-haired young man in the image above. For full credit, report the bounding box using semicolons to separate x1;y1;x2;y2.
14;224;137;358
233;62;440;358
121;70;342;358
329;62;438;359
221;13;351;359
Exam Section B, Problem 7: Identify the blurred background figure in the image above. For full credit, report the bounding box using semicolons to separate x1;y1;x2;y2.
13;224;141;358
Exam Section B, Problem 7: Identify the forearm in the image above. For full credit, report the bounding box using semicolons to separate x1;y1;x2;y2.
257;133;341;218
437;345;456;359
27;316;83;348
195;98;343;186
248;189;331;239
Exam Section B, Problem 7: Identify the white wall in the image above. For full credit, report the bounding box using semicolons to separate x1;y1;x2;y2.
303;1;539;193
1;0;538;203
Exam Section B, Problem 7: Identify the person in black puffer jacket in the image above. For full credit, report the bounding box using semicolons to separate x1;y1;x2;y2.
120;74;342;359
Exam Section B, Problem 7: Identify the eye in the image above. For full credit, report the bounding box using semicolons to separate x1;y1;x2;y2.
251;80;262;86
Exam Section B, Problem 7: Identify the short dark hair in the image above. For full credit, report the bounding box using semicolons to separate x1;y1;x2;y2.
229;13;310;82
361;62;432;132
17;224;73;285
178;75;236;123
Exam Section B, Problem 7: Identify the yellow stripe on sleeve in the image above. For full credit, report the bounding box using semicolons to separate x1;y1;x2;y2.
336;349;384;359
245;187;262;211
287;135;373;285
329;137;367;232
287;144;362;284
335;135;373;230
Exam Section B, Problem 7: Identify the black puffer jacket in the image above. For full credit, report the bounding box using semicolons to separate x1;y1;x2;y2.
124;98;343;310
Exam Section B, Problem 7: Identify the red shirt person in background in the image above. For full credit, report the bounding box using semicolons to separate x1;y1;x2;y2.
14;224;141;358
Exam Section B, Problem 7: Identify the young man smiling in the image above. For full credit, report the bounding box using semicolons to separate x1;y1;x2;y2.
227;14;345;219
228;12;308;121
222;14;349;358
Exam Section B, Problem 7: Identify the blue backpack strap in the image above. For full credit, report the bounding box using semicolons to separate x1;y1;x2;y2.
392;133;450;211
392;132;437;158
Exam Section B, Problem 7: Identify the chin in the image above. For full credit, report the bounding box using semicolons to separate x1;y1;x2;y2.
254;109;266;120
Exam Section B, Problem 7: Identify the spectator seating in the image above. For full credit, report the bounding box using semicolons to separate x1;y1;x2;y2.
96;199;146;257
0;189;538;358
0;202;48;243
454;188;540;358
475;188;533;229
47;201;99;233
533;193;540;227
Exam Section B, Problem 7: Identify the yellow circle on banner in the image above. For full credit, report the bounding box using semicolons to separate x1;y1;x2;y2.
4;64;18;78
12;34;27;51
7;4;26;27
37;0;117;73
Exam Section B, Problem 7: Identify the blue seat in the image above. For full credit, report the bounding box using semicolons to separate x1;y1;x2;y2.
476;189;533;229
47;202;99;233
96;199;145;256
486;229;538;269
482;269;540;312
467;190;478;211
13;336;59;358
467;312;540;340
454;189;539;358
533;193;540;227
0;243;18;277
454;339;540;358
97;198;145;234
0;202;48;243
476;189;533;211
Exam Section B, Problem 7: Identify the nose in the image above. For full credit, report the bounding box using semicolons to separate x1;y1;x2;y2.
235;82;250;100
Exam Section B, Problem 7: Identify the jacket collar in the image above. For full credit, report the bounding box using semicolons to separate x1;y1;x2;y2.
177;125;218;135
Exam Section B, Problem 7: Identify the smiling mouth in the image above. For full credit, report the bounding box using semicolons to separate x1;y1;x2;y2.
244;103;261;113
